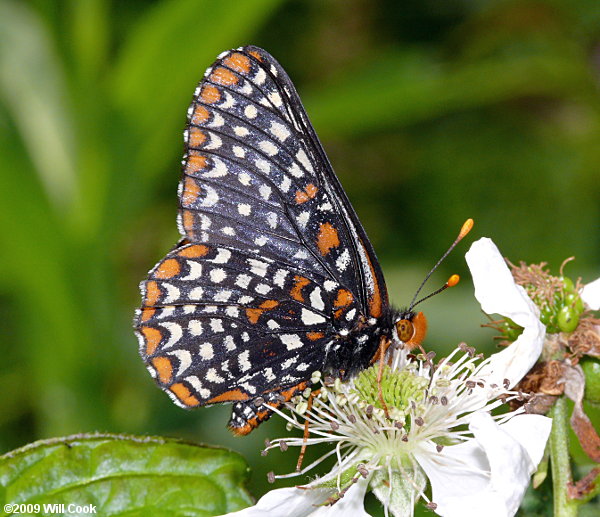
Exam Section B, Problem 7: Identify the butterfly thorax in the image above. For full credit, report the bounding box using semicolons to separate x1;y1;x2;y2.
323;307;416;379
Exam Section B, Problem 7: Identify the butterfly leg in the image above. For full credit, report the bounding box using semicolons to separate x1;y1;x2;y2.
295;388;319;472
376;337;391;419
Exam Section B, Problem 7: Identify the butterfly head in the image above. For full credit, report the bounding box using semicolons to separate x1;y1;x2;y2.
394;310;428;350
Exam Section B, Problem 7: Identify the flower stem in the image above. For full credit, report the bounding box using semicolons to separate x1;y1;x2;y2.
550;397;578;517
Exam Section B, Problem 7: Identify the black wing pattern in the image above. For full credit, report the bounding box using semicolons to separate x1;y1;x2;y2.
134;46;390;434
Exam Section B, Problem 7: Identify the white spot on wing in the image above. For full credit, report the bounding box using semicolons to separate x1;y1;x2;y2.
189;287;204;300
239;350;251;372
259;184;271;200
238;203;252;216
296;148;314;173
238;172;251;185
188;320;203;336
336;249;351;272
267;212;278;229
259;140;278;156
235;274;251;289
296;211;309;229
214;290;232;302
211;248;231;264
210;268;227;283
255;283;271;295
201;185;219;207
301;308;326;325
206;368;225;383
254;67;266;85
181;262;203;281
159;322;183;349
203;157;228;178
270;121;290;142
163;283;180;304
255;158;270;174
210;319;224;332
186;376;210;398
268;91;283;107
280;334;303;350
273;269;288;287
234;126;249;137
248;258;268;277
309;287;325;311
169;349;192;376
244;105;257;119
204;133;222;150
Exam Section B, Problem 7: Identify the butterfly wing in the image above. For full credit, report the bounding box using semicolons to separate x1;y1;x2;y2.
135;46;388;433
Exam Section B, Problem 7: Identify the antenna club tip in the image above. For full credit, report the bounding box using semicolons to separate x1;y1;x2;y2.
459;219;474;239
447;274;460;287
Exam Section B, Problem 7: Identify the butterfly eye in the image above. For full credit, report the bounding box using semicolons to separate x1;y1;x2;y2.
396;319;414;342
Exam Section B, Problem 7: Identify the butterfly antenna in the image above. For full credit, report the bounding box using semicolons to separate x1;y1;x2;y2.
408;218;474;311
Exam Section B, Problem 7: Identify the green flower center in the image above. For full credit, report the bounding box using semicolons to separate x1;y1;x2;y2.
353;364;428;425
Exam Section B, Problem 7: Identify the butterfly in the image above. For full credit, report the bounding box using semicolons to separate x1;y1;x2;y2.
134;46;428;435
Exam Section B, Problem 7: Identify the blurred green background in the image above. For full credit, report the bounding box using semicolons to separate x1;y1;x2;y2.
0;0;599;511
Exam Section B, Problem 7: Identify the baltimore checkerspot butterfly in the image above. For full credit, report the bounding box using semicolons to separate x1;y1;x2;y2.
134;46;460;435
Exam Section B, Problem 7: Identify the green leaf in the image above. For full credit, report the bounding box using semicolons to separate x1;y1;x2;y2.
0;433;252;516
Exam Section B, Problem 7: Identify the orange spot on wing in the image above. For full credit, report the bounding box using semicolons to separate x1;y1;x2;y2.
246;308;263;324
317;222;340;256
290;276;310;302
248;50;263;61
200;85;221;104
178;244;210;258
182;177;201;207
154;258;181;279
307;331;324;341
334;289;353;307
295;183;318;204
170;383;200;407
208;389;250;403
186;153;208;174
182;210;195;233
145;281;161;306
211;66;238;86
246;300;279;324
140;307;155;322
141;326;162;355
152;356;173;384
188;127;206;148
363;240;383;318
191;105;209;124
224;53;251;74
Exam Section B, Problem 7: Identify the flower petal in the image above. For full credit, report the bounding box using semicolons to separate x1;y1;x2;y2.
217;487;327;517
465;238;545;387
581;277;600;311
309;477;371;516
416;412;551;517
216;479;371;517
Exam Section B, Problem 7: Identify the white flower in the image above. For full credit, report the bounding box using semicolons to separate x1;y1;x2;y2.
581;277;600;310
219;238;552;517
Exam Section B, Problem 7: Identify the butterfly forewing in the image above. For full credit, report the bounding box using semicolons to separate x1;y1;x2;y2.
135;46;389;433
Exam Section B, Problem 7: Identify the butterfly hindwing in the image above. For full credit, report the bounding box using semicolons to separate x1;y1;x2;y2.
135;241;360;432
